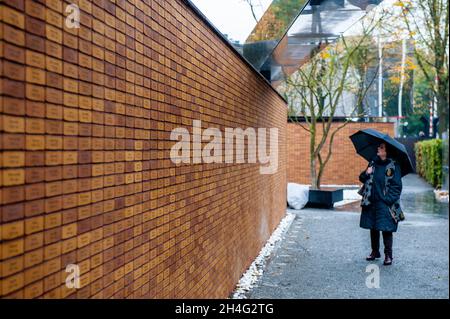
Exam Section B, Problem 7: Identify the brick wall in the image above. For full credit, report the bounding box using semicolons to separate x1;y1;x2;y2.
0;0;287;298
287;122;394;185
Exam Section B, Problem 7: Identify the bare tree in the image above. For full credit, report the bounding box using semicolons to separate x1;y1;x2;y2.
347;36;380;117
244;0;260;23
280;14;384;190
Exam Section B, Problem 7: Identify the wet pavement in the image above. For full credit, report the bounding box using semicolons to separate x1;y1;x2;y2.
247;174;449;299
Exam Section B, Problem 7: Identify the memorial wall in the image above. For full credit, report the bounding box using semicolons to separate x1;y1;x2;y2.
0;0;287;298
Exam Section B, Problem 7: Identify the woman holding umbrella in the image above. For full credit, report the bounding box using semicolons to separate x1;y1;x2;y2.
358;142;402;265
350;129;414;266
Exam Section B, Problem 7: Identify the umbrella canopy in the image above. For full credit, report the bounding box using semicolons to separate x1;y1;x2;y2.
349;128;415;177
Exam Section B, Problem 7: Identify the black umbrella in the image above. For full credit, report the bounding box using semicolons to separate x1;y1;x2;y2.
349;128;415;177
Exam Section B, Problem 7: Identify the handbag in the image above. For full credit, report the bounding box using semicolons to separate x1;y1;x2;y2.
389;201;405;223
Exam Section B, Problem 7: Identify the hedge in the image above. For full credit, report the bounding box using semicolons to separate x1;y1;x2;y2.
415;139;443;188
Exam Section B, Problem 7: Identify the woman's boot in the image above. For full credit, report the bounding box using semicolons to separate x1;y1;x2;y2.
367;230;381;260
366;251;381;261
382;231;393;265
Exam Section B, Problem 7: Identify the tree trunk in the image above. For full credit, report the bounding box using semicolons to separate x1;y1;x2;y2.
437;76;449;135
310;128;319;190
310;157;319;190
316;163;323;190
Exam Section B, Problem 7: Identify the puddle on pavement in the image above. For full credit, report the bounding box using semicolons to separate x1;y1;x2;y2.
335;190;448;219
401;191;448;218
401;221;440;227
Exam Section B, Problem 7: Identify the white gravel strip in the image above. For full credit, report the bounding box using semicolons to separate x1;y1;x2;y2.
231;212;296;299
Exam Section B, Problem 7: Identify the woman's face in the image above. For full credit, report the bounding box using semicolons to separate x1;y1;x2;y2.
377;143;387;159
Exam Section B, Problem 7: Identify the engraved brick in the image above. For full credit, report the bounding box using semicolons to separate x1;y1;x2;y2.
63;62;78;79
43;242;61;260
24;153;43;168
26;16;45;37
46;56;62;73
4;24;25;46
60;180;76;195
1;272;24;296
25;183;45;200
25;118;45;133
26;101;45;118
46;119;63;134
25;216;44;235
24;264;44;285
2;220;24;240
45;181;62;198
63;136;78;150
26;0;46;20
4;43;25;64
26;135;45;150
45;213;62;230
2;152;25;167
44;227;61;244
24;199;44;218
61;237;77;254
46;8;62;27
1;238;24;259
62;165;77;179
24;248;43;268
62;151;77;165
2;97;25;115
26;67;46;85
26;84;45;101
1;5;25;29
25;232;44;251
45;151;62;166
62;223;77;239
25;50;45;68
46;24;62;43
3;115;25;132
2;169;25;186
45;135;63;150
26;33;45;53
3;61;25;81
46;40;62;58
24;281;43;299
1;255;24;278
45;196;62;213
2;134;24;150
2;79;25;98
46;73;63;89
25;168;44;184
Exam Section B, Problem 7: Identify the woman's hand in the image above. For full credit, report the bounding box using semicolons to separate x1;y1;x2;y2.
366;166;373;175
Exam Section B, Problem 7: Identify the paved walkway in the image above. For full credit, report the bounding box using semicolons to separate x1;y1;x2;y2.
248;174;449;299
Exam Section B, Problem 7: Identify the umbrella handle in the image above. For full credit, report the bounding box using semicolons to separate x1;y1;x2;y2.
366;160;375;174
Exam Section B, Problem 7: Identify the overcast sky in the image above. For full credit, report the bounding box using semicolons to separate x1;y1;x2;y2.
191;0;273;43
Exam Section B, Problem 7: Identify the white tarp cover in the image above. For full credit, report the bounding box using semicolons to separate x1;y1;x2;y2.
287;183;309;210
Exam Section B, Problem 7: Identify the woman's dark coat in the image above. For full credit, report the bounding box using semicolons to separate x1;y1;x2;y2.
359;156;402;232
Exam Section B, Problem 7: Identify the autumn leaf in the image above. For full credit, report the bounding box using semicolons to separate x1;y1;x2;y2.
320;51;331;59
390;76;401;84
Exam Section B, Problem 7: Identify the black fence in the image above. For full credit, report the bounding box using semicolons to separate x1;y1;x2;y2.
395;137;431;172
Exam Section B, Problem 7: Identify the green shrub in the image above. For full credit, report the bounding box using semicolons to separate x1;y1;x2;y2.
414;139;443;188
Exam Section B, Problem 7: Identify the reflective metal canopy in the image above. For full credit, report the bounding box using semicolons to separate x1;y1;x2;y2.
242;0;383;86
